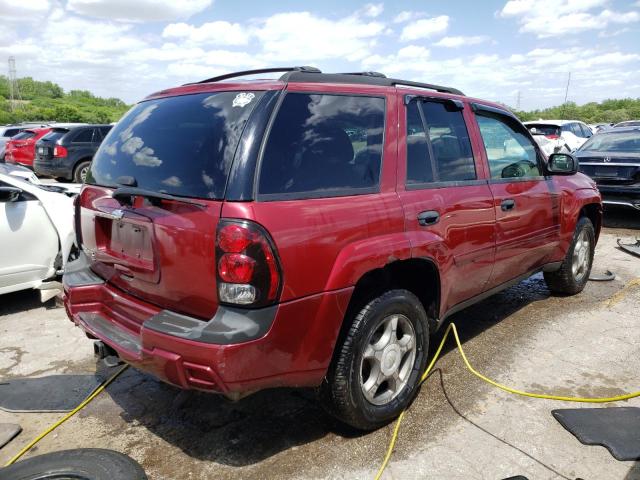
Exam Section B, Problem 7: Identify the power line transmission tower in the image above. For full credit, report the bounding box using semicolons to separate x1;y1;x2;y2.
8;56;23;112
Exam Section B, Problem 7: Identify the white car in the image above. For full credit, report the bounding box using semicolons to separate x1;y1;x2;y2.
0;169;75;300
524;120;593;155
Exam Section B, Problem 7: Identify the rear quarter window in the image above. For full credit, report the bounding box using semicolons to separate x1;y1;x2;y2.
257;93;385;200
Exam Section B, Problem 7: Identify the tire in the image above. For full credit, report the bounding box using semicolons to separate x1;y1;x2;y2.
544;216;595;295
73;160;91;183
319;289;429;430
0;449;147;480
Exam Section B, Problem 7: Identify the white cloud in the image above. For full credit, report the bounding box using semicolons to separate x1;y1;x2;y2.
66;0;212;22
393;11;416;23
254;11;385;61
400;15;449;41
162;21;250;46
499;0;640;37
433;35;490;48
0;0;50;21
362;3;383;18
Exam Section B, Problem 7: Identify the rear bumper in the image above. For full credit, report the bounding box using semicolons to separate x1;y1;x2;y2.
63;254;353;396
34;158;70;178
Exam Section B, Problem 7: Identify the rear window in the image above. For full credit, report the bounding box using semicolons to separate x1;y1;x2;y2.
527;124;560;136
88;91;264;199
579;131;640;152
41;129;69;143
258;93;385;199
12;131;35;140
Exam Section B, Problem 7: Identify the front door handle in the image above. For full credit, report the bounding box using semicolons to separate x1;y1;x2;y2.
501;199;516;211
418;210;440;226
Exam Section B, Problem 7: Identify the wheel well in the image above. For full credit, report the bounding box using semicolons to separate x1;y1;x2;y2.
579;203;602;241
342;259;440;336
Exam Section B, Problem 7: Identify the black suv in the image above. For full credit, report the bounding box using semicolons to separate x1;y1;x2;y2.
34;124;112;182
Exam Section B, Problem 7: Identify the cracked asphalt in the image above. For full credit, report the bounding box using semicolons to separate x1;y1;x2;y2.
0;207;639;480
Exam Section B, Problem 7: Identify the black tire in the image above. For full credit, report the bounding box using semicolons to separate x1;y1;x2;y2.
544;216;595;295
73;160;91;183
0;449;147;480
319;289;429;430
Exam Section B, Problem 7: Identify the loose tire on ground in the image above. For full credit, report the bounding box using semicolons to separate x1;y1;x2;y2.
319;289;430;431
544;216;595;295
0;448;148;480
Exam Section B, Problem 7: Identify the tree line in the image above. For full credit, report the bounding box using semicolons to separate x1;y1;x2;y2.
0;75;130;125
513;98;640;124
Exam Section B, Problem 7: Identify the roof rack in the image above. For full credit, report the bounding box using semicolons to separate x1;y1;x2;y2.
187;66;464;96
189;66;321;85
282;71;464;96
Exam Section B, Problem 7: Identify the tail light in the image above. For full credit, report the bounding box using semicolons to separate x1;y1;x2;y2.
545;134;560;140
54;146;68;158
216;219;281;307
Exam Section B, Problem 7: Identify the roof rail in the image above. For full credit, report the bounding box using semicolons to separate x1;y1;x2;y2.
190;66;321;85
283;71;464;96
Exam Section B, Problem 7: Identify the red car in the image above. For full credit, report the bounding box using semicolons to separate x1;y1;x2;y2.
5;128;52;168
63;67;601;430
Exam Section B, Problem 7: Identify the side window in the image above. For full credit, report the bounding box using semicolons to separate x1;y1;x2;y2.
73;129;93;143
100;127;112;138
93;128;103;142
406;101;433;184
476;113;542;179
579;123;592;138
422;102;476;181
258;93;385;198
405;99;476;185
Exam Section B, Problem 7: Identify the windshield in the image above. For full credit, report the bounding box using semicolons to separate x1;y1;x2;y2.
526;124;560;136
88;91;264;199
579;130;640;152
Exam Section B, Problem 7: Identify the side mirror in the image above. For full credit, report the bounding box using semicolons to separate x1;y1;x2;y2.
547;153;578;175
0;186;23;203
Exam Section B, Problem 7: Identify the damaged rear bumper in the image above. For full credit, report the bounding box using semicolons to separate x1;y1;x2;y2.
63;253;353;397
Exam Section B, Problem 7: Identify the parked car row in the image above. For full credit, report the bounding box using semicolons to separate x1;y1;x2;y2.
1;122;112;182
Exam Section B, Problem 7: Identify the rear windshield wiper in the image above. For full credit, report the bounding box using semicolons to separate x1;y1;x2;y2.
112;187;207;208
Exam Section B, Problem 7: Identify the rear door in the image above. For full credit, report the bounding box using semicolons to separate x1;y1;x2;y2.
471;105;559;288
397;95;496;313
79;89;268;323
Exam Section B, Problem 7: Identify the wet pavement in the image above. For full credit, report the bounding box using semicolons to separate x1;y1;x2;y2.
0;207;639;479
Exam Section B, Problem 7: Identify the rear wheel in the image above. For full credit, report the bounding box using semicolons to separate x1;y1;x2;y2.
319;289;429;430
544;216;595;294
73;160;91;183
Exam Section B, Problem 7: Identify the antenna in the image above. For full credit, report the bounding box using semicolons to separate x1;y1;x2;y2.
8;56;22;112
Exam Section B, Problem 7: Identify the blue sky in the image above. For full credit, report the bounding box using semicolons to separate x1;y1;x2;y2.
1;0;639;110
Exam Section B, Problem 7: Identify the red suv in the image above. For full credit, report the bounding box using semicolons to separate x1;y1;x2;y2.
63;67;601;430
5;128;52;168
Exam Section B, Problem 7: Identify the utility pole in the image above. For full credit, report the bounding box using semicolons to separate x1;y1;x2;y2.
516;90;521;110
8;56;22;112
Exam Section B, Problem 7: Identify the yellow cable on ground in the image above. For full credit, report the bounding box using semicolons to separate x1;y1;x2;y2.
4;364;129;467
374;323;640;480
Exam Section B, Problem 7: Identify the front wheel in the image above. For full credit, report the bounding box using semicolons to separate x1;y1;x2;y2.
544;216;595;294
319;289;429;430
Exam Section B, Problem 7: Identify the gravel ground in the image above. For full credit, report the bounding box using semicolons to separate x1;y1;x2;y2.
0;207;639;480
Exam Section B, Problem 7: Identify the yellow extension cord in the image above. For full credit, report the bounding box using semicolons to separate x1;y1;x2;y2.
3;364;129;467
373;322;640;480
5;323;640;477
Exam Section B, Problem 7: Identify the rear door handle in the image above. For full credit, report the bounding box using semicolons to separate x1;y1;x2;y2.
418;210;440;226
501;199;516;211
